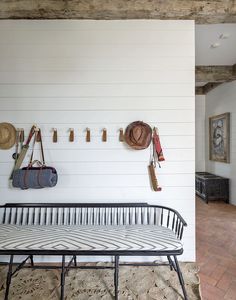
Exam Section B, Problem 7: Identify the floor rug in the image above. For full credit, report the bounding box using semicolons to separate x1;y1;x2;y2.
0;262;201;299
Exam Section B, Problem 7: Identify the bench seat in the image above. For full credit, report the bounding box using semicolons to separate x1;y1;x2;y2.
0;224;182;252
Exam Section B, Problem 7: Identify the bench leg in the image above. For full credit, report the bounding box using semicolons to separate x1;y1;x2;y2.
60;255;66;300
73;255;77;267
114;255;119;300
167;255;173;271
4;255;14;300
29;255;34;267
173;256;188;300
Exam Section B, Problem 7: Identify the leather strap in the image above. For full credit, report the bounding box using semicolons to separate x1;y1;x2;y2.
25;126;36;146
53;129;57;143
102;129;107;142
39;129;45;165
119;128;124;142
69;129;74;142
28;129;45;167
29;132;37;166
86;128;91;142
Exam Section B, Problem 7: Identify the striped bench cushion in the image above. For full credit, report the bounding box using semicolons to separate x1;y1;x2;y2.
0;225;182;252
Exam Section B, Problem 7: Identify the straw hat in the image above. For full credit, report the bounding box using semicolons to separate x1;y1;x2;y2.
125;121;152;150
0;123;16;149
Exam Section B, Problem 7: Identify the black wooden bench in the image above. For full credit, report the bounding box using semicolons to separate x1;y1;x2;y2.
0;202;188;300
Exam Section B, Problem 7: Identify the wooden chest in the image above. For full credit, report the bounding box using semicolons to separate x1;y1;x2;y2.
195;172;229;204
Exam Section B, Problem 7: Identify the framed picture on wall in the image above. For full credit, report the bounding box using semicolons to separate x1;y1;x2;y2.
209;112;230;163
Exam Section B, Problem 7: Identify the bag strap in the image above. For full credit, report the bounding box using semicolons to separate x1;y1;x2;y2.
28;129;45;167
29;131;37;166
38;129;45;165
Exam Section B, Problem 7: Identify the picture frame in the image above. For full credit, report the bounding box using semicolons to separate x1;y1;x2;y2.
209;112;230;163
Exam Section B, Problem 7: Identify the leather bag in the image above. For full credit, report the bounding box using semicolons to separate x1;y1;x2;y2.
12;129;58;190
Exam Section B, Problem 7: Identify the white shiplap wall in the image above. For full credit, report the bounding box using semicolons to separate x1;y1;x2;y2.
0;20;195;261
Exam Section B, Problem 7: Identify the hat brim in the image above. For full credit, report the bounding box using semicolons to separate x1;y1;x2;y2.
0;123;16;150
125;121;152;150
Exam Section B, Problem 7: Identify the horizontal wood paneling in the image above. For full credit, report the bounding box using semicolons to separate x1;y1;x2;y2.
0;186;195;202
0;57;195;71
0;20;194;31
0;20;195;261
0;110;194;123
0;148;195;163
0;173;195;188
0;70;193;84
0;97;195;110
0;45;194;59
9;135;194;149
0;161;195;176
0;83;193;97
0;29;194;45
6;123;195;136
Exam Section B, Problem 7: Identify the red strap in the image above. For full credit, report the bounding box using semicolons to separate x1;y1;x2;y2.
153;128;165;162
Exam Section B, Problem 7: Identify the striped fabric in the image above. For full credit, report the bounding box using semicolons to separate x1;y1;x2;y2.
0;225;182;252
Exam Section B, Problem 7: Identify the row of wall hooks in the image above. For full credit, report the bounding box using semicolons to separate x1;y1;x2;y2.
16;127;125;143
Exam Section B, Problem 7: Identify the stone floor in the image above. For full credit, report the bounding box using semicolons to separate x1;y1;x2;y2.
196;196;236;300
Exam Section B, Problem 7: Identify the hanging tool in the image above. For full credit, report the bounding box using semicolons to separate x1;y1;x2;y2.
9;125;37;180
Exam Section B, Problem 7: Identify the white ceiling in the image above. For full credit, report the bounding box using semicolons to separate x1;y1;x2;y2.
195;24;236;65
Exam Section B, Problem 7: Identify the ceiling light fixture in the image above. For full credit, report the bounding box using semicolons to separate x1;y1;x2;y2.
219;33;230;39
210;42;220;48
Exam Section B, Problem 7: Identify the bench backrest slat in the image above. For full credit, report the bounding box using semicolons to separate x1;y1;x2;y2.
0;203;187;239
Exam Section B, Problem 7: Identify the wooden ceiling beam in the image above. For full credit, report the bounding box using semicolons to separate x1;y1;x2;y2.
196;82;223;95
195;64;236;94
0;0;235;23
196;65;236;83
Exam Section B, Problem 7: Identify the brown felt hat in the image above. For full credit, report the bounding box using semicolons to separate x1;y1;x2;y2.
0;122;16;150
125;121;152;150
